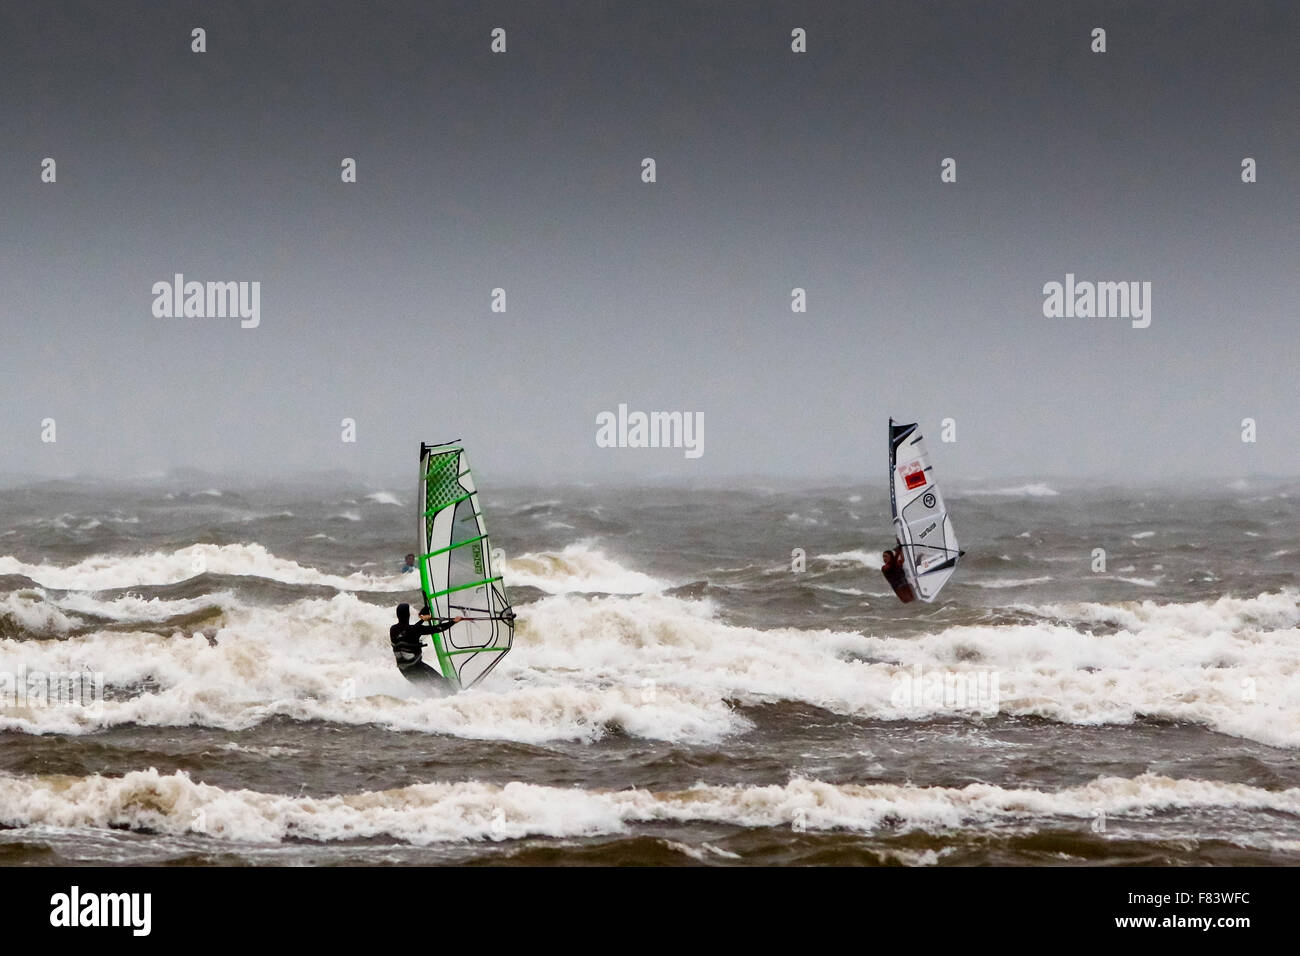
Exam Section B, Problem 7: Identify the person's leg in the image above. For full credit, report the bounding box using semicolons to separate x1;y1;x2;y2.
401;661;452;689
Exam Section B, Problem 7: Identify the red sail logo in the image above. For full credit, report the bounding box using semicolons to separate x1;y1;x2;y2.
901;462;926;490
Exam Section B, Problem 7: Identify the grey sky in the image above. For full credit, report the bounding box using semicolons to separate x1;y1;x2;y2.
2;0;1297;483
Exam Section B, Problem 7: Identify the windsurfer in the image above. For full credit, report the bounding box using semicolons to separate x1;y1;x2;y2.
881;544;916;603
390;603;462;685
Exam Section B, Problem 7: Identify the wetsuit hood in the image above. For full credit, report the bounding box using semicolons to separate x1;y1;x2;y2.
396;602;410;623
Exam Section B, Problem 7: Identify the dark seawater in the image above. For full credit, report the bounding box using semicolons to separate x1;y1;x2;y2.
0;476;1297;865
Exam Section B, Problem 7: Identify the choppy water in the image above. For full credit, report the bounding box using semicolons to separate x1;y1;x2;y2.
0;476;1297;865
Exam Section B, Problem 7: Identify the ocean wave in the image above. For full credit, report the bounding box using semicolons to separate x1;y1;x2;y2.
0;590;84;635
0;544;404;592
364;492;402;506
0;592;743;743
968;576;1053;589
504;543;666;594
2;582;1297;749
785;513;822;525
2;769;1296;846
509;500;562;515
238;511;295;522
1023;589;1300;636
0;588;225;636
814;549;878;566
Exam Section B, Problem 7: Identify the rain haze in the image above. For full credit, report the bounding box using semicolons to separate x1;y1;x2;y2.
2;0;1297;484
3;1;1300;881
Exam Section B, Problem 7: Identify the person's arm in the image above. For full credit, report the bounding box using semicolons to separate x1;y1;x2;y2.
416;617;463;635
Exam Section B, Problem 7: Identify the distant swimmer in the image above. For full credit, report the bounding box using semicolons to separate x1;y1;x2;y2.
881;543;916;603
401;553;416;573
389;602;462;687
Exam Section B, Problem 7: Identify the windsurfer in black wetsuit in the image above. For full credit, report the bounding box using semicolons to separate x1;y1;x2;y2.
390;603;462;687
881;543;916;603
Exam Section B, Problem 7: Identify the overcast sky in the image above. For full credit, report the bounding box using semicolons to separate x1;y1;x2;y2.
2;0;1297;484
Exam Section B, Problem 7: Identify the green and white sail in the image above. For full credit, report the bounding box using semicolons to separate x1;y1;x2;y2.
888;419;962;602
417;441;515;689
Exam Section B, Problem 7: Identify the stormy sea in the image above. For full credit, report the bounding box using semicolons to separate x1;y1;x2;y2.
0;475;1297;866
